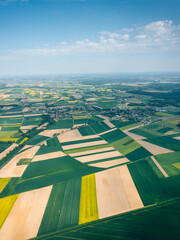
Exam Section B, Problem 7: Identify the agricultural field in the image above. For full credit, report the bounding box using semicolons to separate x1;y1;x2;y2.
0;74;180;239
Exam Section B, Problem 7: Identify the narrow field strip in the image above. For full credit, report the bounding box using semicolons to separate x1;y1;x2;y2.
38;182;67;236
20;125;38;130
95;165;143;219
76;151;122;163
137;140;173;155
103;120;115;128
79;174;99;224
57;178;81;230
118;165;144;209
0;194;19;229
65;144;111;155
123;124;144;132
151;156;169;178
89;158;129;168
62;140;107;151
0;146;40;178
121;144;140;156
69;147;115;157
61;137;102;146
32;151;66;162
0;186;52;240
85;155;126;164
59;134;101;143
0;178;11;193
173;136;180;140
99;128;117;136
96;115;109;120
0;115;23;118
124;131;146;140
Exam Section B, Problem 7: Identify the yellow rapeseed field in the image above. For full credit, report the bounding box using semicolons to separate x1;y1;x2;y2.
19;137;28;145
0;178;11;193
0;194;19;229
79;174;99;225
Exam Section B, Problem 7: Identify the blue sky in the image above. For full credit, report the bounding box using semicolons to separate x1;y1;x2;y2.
0;0;180;75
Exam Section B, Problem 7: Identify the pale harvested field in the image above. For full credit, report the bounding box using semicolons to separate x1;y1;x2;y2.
0;186;52;240
57;129;82;142
0;143;18;160
19;145;32;152
24;114;42;117
0;94;10;99
22;130;28;134
151;156;168;177
62;140;107;151
137;140;173;155
76;151;122;163
164;130;178;135
118;165;144;208
99;128;117;136
125;131;146;140
39;129;69;137
22;107;31;112
95;165;143;219
0;146;40;178
69;146;115;157
2;106;13;110
89;158;129;168
96;115;109;120
173;136;180;140
86;98;97;101
0;115;23;118
20;125;38;130
103;120;115;128
0;127;1;131
58;129;100;143
73;123;87;128
32;151;66;162
37;122;48;130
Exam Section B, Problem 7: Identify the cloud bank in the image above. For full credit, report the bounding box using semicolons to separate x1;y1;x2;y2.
2;20;179;59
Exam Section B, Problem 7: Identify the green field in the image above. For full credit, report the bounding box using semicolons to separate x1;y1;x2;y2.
74;118;89;124
125;146;152;161
128;160;167;205
48;119;73;129
144;136;180;151
13;156;102;193
65;144;111;155
0;178;20;198
21;117;42;126
46;137;63;151
27;135;49;145
34;197;180;240
78;125;95;136
130;128;161;138
0;142;11;153
89;121;108;134
154;152;180;176
100;129;127;143
157;127;173;133
38;178;81;235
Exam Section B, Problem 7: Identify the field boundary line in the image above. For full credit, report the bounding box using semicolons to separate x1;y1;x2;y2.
151;156;169;178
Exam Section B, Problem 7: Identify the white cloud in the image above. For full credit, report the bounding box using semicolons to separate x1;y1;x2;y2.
9;20;180;57
0;0;29;5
